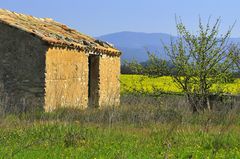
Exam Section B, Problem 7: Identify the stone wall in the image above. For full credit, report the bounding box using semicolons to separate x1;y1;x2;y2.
0;23;121;113
98;55;120;107
0;23;47;113
45;47;89;111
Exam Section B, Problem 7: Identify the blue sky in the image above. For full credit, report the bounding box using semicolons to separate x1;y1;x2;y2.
1;0;240;37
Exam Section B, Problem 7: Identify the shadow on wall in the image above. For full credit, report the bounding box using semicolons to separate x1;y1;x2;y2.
0;23;48;114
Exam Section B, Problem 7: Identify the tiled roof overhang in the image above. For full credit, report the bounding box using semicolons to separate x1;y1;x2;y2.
0;9;121;56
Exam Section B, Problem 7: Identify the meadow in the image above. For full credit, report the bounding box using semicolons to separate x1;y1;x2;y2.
1;75;240;158
1;97;240;158
0;106;240;159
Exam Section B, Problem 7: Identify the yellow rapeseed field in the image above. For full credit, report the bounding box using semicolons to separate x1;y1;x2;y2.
120;74;240;95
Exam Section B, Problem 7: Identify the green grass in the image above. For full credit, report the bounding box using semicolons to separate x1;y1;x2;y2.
0;108;240;158
1;75;240;158
120;74;240;95
1;121;240;158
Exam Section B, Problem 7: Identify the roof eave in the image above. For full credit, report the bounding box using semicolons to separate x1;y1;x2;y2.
46;40;121;57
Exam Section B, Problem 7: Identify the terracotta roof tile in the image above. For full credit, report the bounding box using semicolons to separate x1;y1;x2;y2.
0;9;121;56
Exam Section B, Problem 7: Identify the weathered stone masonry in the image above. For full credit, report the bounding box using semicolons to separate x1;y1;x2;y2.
98;55;121;107
0;23;47;113
45;47;89;111
0;9;121;113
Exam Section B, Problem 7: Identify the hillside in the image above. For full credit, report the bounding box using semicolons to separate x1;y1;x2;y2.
97;31;240;62
97;31;174;62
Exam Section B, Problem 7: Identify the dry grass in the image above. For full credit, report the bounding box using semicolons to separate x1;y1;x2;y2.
0;95;240;158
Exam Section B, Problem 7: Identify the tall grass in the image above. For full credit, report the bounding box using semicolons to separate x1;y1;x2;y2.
0;95;240;158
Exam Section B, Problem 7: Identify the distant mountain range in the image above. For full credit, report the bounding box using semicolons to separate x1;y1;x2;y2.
97;31;240;62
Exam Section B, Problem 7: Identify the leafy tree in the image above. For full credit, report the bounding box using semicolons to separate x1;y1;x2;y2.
124;52;170;76
231;44;240;75
141;52;170;77
123;59;144;74
164;18;235;113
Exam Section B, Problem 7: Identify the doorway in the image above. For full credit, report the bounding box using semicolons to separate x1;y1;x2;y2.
88;54;100;108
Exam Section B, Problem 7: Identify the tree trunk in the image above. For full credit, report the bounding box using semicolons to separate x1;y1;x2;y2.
186;94;198;113
186;94;212;113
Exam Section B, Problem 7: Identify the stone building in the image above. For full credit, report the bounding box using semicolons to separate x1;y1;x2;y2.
0;9;121;113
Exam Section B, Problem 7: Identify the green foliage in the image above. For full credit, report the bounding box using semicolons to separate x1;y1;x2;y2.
123;52;170;76
140;52;170;77
123;59;144;74
164;17;235;112
125;17;237;112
